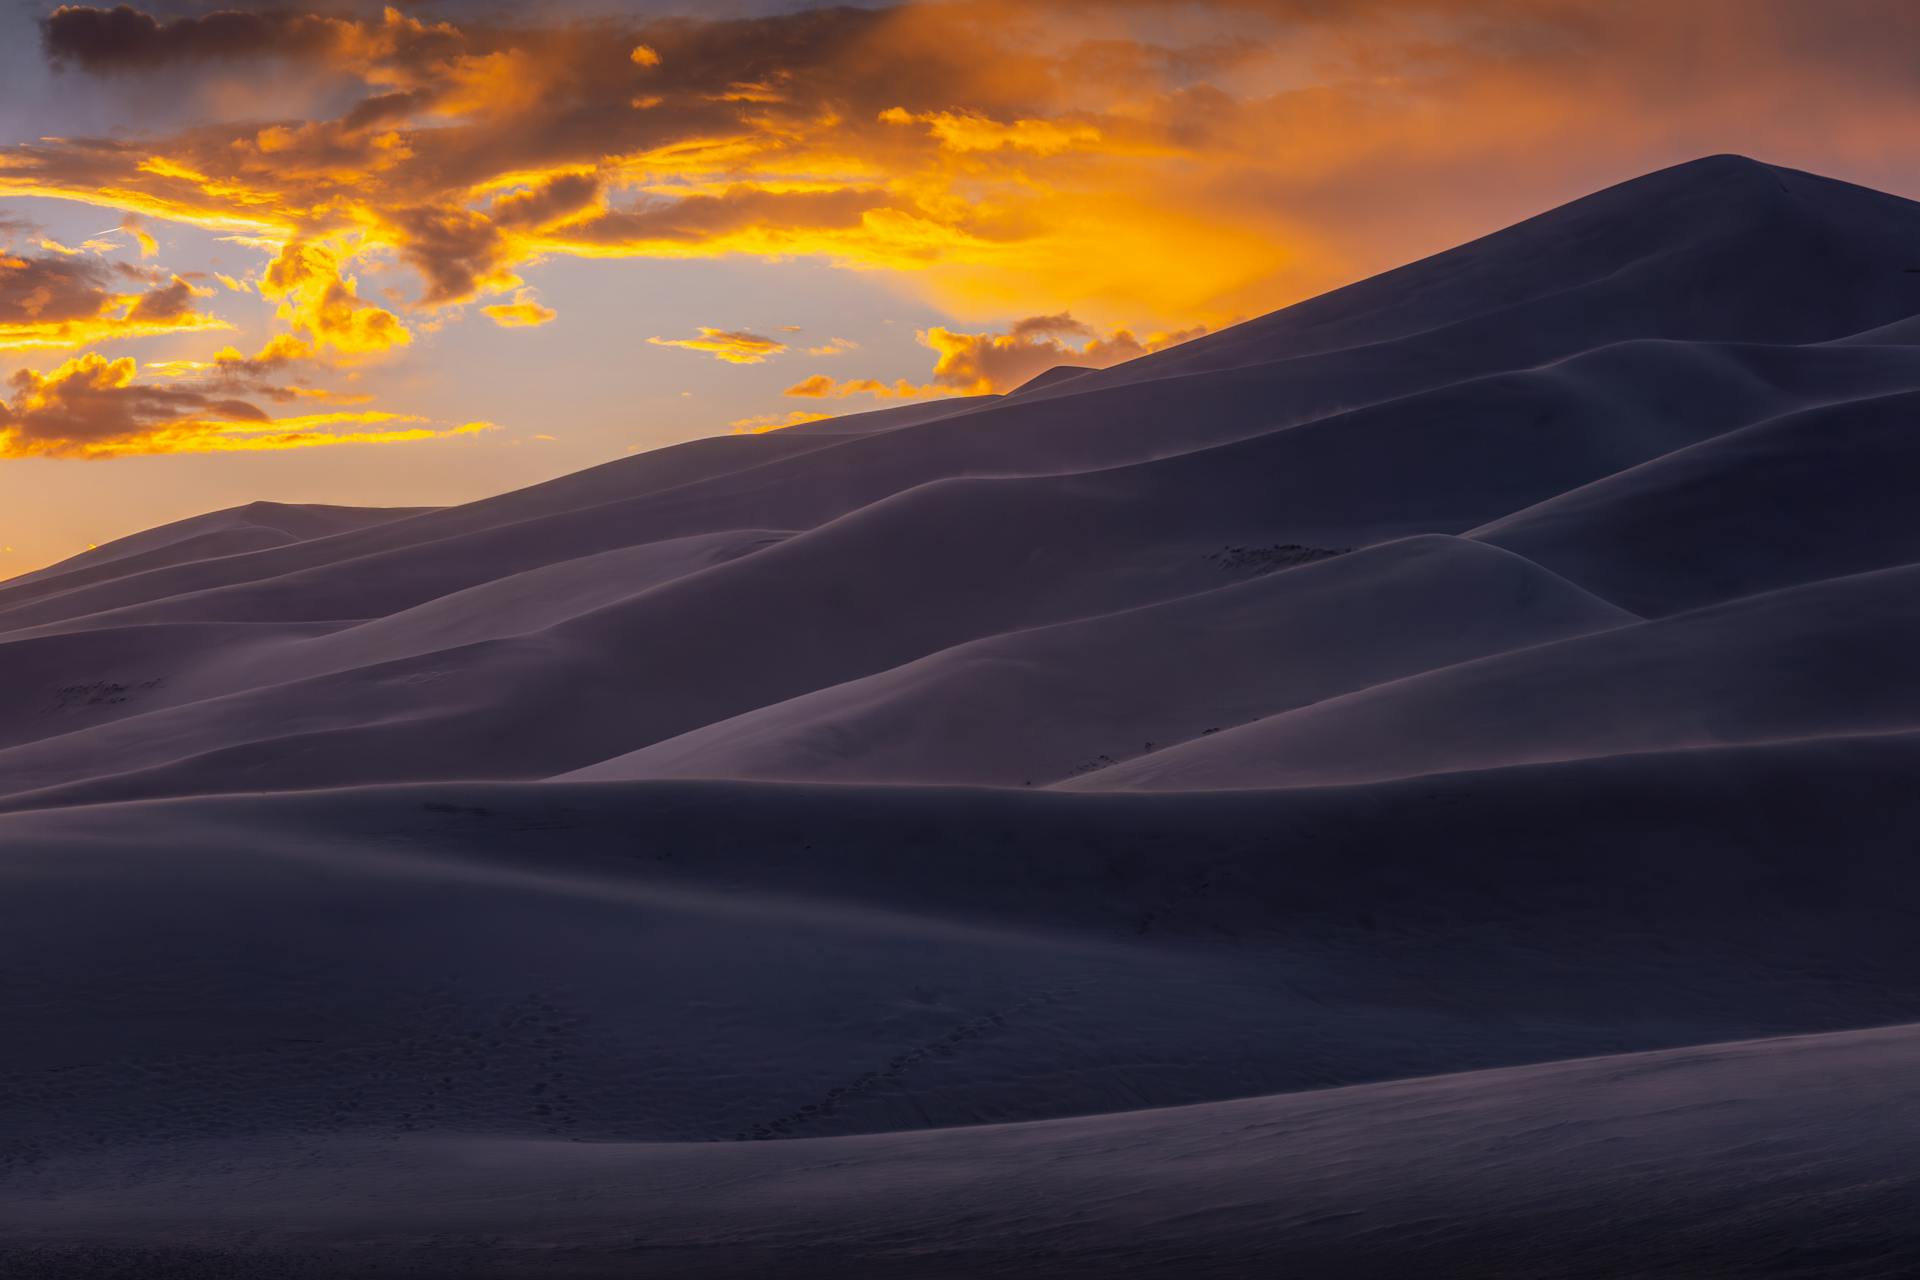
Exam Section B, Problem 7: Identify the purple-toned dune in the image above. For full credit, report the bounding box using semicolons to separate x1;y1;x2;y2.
7;155;1920;1276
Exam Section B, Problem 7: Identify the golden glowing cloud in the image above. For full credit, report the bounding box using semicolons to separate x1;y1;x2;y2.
258;240;411;355
8;0;1920;452
0;351;488;458
7;0;1322;350
786;314;1204;398
878;107;1105;157
730;409;833;434
919;315;1204;393
119;214;158;258
483;290;557;327
0;250;230;351
649;328;788;364
784;373;949;400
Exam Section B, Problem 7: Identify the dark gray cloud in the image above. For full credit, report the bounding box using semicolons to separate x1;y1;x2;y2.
40;4;343;70
0;252;118;324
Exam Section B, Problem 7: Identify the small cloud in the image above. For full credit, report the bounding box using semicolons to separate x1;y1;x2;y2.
807;337;859;356
260;239;411;356
784;373;836;397
119;214;158;258
482;290;557;328
917;314;1205;394
878;106;1103;156
780;315;1205;403
630;43;661;68
648;327;787;364
783;373;946;400
731;409;832;434
124;275;202;322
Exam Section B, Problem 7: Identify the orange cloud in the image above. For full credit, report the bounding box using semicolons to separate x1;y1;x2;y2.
731;409;832;434
258;240;411;356
784;373;948;400
785;313;1204;400
919;314;1204;394
878;107;1105;156
0;250;229;351
9;1;1306;337
807;337;859;356
12;0;1920;449
0;352;491;459
142;333;334;391
483;290;557;327
649;328;788;363
119;213;158;258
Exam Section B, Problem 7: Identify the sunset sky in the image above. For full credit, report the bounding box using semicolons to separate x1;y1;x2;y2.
3;0;1919;570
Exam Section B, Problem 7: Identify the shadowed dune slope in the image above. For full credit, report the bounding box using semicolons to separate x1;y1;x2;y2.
1093;153;1920;384
1073;561;1920;792
6;736;1920;1153
6;739;1920;1273
8;1023;1919;1278
1474;386;1920;615
5;336;1919;803
0;501;438;605
567;536;1634;787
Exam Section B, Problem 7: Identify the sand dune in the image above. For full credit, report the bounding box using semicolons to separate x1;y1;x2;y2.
8;155;1920;1274
9;737;1920;1147
1074;561;1920;791
10;1022;1918;1278
5;340;1910;802
0;500;436;604
569;536;1635;787
1475;384;1920;615
7;738;1920;1273
1100;154;1920;383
